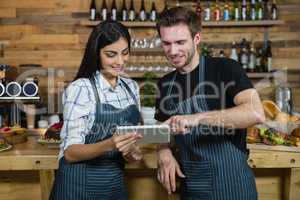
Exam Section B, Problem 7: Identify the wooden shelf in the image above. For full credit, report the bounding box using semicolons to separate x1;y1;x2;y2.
80;20;284;28
122;72;273;79
0;96;40;103
131;48;164;54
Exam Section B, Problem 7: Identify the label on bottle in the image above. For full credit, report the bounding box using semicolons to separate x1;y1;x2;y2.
230;50;238;62
242;7;247;20
140;11;146;21
129;10;135;21
102;9;107;21
267;57;272;72
150;11;156;22
122;10;128;21
241;54;248;67
223;9;230;21
111;9;117;21
204;8;210;21
258;8;263;20
256;57;261;67
249;54;256;69
251;9;256;20
90;9;96;21
234;8;239;20
272;10;277;20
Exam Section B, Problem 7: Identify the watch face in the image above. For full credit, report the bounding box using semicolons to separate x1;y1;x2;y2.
6;82;21;97
23;82;38;97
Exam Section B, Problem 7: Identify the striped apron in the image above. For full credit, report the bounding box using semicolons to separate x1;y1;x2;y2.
50;77;141;200
165;57;258;200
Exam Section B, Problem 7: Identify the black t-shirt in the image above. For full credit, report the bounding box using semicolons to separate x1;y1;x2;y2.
154;57;253;153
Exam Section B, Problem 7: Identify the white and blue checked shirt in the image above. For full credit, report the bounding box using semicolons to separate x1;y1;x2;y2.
59;71;140;160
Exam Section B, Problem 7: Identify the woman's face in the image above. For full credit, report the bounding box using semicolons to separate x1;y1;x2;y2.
100;37;129;78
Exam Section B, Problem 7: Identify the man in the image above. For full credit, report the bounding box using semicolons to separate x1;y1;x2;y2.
155;7;265;200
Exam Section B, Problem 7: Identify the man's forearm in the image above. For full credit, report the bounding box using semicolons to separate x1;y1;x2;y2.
195;102;265;129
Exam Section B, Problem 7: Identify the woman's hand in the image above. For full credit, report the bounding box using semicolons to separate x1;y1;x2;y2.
110;133;142;155
123;144;143;162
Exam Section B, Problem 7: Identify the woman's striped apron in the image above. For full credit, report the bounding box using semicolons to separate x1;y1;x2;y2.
50;77;141;200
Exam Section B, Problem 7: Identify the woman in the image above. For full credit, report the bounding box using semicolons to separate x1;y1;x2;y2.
50;21;143;200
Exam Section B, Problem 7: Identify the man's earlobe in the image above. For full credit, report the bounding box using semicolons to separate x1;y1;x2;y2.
194;33;201;44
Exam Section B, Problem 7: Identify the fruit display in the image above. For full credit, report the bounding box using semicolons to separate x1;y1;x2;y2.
0;126;27;144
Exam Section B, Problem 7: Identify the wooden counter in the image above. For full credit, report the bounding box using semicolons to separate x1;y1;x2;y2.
1;135;300;200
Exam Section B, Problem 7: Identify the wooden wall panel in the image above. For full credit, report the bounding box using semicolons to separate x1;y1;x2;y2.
0;8;16;18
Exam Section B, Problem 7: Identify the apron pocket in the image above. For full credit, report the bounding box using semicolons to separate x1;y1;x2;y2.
181;160;214;196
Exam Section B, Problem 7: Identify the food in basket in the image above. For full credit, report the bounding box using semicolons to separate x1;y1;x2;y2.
247;127;261;143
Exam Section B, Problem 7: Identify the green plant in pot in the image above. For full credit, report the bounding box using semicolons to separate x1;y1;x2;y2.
140;72;157;124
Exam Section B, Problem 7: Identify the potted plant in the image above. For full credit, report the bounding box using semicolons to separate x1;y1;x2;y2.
140;72;157;124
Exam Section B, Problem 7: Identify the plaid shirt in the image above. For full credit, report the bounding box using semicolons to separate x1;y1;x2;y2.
59;71;140;160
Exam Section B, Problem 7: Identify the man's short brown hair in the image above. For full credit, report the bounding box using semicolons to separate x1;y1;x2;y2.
156;6;202;38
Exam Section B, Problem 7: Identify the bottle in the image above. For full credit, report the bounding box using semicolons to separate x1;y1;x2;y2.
263;0;269;20
139;0;147;21
255;47;264;72
241;0;247;21
257;0;263;20
223;0;230;21
230;41;239;62
233;0;240;21
101;0;108;21
213;0;221;21
204;0;211;21
219;50;225;58
121;0;128;21
195;0;202;19
150;0;157;22
248;43;256;72
271;0;278;20
89;0;96;21
250;0;256;20
129;0;136;21
240;47;249;71
111;0;118;21
266;40;272;72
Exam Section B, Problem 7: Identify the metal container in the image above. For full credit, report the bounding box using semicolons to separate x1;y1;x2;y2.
276;86;293;114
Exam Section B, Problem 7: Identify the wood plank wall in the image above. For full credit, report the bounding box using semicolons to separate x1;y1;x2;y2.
0;0;300;112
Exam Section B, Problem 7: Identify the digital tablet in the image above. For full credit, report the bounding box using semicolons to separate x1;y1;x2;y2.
115;124;170;144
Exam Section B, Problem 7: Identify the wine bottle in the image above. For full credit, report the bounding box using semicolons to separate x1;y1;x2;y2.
204;0;211;21
195;0;202;18
241;0;247;21
248;43;256;72
233;0;240;21
250;0;256;20
139;0;147;21
89;0;96;21
129;0;136;21
213;0;221;21
263;0;269;20
230;41;239;62
266;40;272;72
257;0;263;20
101;0;108;21
150;0;157;22
223;0;230;21
111;0;117;21
121;0;128;21
271;0;278;20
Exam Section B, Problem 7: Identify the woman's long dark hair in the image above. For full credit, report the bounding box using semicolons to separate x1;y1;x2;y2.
74;21;131;81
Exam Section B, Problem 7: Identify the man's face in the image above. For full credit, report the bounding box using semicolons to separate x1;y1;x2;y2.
159;24;200;69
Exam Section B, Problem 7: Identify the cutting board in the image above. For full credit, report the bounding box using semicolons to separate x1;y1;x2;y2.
247;143;300;153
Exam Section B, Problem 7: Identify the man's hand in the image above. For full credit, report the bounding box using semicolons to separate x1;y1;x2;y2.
157;147;185;194
123;143;143;162
165;114;201;134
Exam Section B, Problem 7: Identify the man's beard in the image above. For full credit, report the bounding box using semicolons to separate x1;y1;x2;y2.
170;46;196;69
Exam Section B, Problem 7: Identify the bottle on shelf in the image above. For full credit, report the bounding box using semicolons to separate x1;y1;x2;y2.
111;0;118;21
248;43;256;72
101;0;108;21
241;0;248;21
204;0;211;21
271;0;278;20
213;0;221;21
223;0;230;21
121;0;128;21
139;0;147;21
257;0;263;20
129;0;136;22
265;40;272;72
240;47;249;71
89;0;96;21
255;46;265;72
195;0;202;19
250;0;256;20
230;41;239;62
219;50;225;58
150;0;157;22
263;0;269;20
233;0;240;21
